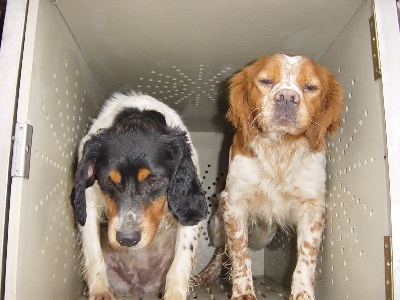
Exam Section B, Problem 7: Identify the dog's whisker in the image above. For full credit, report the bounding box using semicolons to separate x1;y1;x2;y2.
248;110;265;130
200;54;343;299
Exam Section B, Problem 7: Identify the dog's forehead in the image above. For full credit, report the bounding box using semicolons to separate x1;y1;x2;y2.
255;54;304;80
261;54;322;87
279;54;304;82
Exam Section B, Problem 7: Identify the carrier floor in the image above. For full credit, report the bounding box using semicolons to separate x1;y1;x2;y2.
79;276;290;300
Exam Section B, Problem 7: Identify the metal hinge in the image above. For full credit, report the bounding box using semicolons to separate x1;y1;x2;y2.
369;14;381;80
11;122;33;178
384;236;393;300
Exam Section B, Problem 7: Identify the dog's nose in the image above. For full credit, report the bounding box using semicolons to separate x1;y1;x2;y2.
274;89;299;108
116;229;141;247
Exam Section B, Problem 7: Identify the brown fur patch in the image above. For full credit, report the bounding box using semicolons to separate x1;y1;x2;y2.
106;198;119;249
109;169;122;184
303;241;319;257
140;195;167;247
230;132;254;159
137;167;151;182
310;220;324;233
106;198;117;221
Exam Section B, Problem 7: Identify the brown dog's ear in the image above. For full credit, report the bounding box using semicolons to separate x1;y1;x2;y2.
305;73;343;152
227;68;259;147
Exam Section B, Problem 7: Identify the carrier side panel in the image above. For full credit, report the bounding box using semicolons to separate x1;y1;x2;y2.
5;0;103;298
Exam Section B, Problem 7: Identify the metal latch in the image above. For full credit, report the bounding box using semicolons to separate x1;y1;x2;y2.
384;236;393;300
11;123;33;178
369;14;381;80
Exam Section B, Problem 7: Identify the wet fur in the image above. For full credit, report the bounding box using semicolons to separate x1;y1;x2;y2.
72;92;207;300
199;54;343;300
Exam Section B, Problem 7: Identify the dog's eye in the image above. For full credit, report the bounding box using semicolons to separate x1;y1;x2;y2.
259;79;273;86
304;84;318;92
106;177;121;187
148;178;160;186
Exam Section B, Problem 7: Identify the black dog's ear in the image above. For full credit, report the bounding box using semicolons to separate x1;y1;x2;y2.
166;130;207;226
72;138;100;226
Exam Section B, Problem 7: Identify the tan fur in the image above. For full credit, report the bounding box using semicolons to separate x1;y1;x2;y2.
108;170;122;184
199;54;343;300
140;195;167;247
137;167;151;182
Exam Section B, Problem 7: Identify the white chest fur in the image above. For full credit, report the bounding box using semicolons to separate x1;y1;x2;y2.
225;134;327;227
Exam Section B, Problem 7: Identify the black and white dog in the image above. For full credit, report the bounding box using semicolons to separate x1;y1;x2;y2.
72;92;207;300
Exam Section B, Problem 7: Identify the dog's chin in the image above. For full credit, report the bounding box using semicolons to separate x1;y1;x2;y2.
260;118;304;136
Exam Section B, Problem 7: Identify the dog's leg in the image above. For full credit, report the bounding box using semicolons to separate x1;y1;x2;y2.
290;204;325;300
80;186;114;300
197;246;225;284
164;223;201;300
197;202;226;284
222;191;256;300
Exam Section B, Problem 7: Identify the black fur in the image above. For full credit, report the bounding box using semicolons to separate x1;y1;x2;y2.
163;129;207;226
72;108;207;227
73;140;100;226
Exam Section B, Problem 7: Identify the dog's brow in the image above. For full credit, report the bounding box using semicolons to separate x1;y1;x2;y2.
109;169;122;184
137;168;151;182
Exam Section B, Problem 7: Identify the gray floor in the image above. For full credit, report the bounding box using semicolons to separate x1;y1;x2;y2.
79;276;290;300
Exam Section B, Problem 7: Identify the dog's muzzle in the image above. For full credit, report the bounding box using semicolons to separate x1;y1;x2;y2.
274;89;300;111
115;215;142;247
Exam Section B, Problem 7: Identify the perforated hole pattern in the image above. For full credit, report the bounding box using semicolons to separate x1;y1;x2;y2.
27;55;385;300
136;65;233;107
29;56;95;289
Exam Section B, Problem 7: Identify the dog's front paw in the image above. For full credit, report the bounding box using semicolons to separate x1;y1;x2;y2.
89;290;115;300
231;294;257;300
289;291;315;300
162;290;186;300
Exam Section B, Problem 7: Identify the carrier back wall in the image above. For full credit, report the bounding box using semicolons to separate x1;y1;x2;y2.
1;0;399;299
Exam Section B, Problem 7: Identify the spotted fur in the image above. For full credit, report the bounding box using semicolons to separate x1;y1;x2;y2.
72;92;207;300
199;54;343;300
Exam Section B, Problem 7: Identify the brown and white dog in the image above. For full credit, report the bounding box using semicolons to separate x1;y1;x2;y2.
199;54;343;300
72;92;207;300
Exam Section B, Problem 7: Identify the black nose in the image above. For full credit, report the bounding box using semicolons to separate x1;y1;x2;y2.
274;89;299;108
116;230;141;247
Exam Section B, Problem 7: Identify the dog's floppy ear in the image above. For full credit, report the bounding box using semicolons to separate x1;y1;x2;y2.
72;138;101;226
305;71;343;152
227;67;260;147
165;130;207;226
